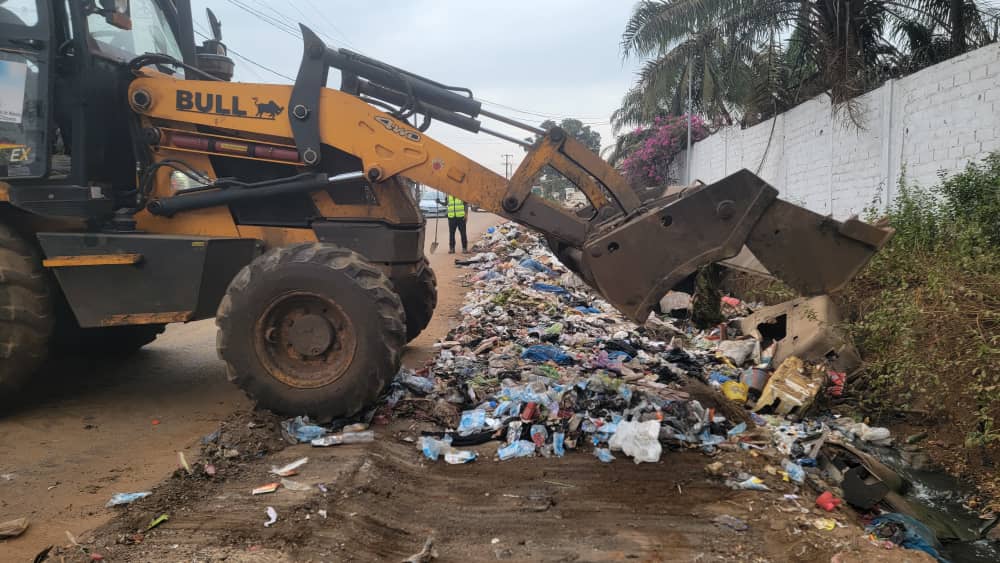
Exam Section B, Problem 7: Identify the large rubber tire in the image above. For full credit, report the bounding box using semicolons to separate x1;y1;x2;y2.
216;243;405;419
395;258;437;343
0;222;53;399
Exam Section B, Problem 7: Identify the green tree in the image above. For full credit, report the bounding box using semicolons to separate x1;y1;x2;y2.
525;118;601;202
614;0;998;132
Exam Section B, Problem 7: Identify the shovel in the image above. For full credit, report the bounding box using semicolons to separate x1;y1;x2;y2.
429;200;441;254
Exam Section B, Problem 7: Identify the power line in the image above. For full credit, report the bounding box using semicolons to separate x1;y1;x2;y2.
223;0;301;39
194;28;295;82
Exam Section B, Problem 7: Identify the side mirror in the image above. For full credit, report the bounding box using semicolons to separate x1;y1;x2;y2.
97;0;132;31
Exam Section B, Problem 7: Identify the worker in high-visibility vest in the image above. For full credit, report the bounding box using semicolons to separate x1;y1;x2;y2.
438;194;469;254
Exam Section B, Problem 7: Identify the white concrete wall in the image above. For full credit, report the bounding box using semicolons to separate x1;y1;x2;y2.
676;43;1000;219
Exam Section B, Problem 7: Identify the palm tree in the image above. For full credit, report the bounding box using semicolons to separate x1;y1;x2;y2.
613;0;997;133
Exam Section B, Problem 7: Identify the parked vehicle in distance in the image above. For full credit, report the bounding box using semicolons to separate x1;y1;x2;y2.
419;189;446;217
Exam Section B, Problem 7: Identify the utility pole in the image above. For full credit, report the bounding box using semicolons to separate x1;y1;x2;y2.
686;61;693;185
502;154;514;179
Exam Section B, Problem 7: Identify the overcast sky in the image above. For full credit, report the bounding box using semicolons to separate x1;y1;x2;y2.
189;0;642;178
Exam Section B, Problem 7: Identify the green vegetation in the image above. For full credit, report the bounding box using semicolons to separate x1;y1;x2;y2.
615;1;1000;131
838;154;1000;446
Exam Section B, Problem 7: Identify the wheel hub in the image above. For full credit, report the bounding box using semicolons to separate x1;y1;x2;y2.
287;313;334;357
255;292;357;389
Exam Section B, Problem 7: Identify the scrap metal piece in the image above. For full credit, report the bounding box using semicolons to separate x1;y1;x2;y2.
739;295;862;373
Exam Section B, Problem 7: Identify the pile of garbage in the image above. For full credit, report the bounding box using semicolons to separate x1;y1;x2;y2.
372;223;776;465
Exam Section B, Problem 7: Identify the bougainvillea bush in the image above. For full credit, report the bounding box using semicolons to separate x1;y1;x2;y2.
619;114;708;187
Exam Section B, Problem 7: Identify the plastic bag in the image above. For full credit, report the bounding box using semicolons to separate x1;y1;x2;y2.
721;380;749;402
419;436;453;461
498;440;536;460
608;420;662;464
457;409;486;435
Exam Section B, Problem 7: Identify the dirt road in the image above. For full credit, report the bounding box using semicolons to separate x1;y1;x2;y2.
0;212;498;561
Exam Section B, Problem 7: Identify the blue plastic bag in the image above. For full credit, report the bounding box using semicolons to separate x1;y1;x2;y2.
521;345;573;365
283;416;327;443
553;432;566;457
518;258;556;277
530;282;568;295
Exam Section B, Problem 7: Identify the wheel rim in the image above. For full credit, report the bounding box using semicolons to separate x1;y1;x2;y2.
254;291;357;389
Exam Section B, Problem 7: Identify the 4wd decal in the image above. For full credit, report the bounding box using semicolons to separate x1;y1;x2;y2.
373;115;421;143
176;90;285;120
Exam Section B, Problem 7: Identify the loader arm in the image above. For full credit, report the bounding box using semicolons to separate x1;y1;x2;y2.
130;25;892;323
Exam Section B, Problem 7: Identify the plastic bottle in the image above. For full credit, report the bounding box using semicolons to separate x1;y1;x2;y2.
311;430;375;447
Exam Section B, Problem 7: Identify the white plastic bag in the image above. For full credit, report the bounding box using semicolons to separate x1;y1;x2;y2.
609;420;662;464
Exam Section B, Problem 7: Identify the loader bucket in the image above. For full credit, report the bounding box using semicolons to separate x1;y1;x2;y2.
572;170;893;323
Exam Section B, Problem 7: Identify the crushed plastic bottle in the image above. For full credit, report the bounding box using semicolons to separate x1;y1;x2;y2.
497;440;536;460
399;371;436;395
311;430;375;447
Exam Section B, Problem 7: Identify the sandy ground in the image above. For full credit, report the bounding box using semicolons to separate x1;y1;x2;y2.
0;212;498;561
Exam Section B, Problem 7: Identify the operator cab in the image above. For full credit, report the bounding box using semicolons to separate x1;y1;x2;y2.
0;0;229;220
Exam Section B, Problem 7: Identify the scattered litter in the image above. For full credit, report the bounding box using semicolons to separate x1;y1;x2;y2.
282;417;327;443
252;483;280;496
721;380;749;403
444;450;477;464
593;448;615;463
402;535;438;563
311;430;375;446
318;509;328;519
270;457;309;477
729;475;769;491
263;507;278;528
177;451;192;475
753;356;823;416
0;517;29;538
105;492;152;507
608;420;662;464
816;491;842;512
146;514;169;530
498;441;535;460
280;478;313;492
204;463;217;477
712;514;749;532
812;518;838;531
866;513;946;561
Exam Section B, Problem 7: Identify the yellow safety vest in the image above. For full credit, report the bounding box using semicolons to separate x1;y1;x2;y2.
447;196;466;218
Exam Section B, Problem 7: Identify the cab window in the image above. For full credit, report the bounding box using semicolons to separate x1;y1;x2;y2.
0;0;39;27
87;0;182;62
